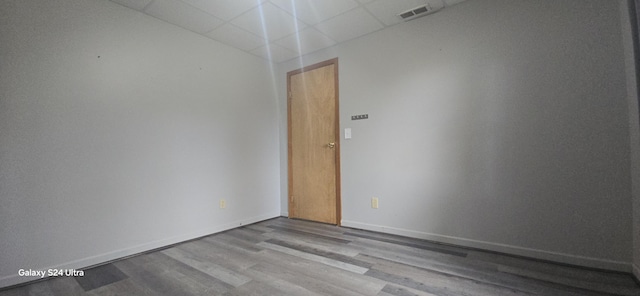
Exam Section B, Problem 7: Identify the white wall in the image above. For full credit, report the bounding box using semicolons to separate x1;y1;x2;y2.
278;0;632;271
623;0;640;281
633;0;640;281
0;0;280;288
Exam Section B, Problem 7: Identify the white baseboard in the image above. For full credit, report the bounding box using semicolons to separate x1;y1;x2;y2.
341;220;631;272
0;212;279;289
633;263;640;283
281;211;288;217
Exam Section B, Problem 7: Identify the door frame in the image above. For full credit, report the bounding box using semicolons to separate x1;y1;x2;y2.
287;58;341;225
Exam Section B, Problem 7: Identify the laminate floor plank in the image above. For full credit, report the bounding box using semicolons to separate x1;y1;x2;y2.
350;238;499;276
249;262;368;296
46;277;86;296
360;253;626;296
178;239;258;270
238;226;268;235
262;229;362;256
349;237;472;263
112;259;180;296
265;238;373;268
380;284;439;296
162;268;223;296
497;265;640;296
143;251;222;285
344;228;469;254
202;235;268;256
223;279;303;296
209;232;264;252
243;224;275;233
221;228;268;244
0;288;24;296
345;232;467;258
356;252;594;296
74;264;127;292
274;225;351;241
468;250;639;288
84;278;153;296
256;241;369;274
2;217;639;296
267;225;352;244
237;268;323;296
270;219;347;236
362;255;534;296
119;252;234;295
161;247;252;287
23;282;55;296
366;268;470;296
0;281;53;296
252;249;387;295
269;218;346;234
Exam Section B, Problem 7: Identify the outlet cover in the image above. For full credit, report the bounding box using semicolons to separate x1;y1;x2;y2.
371;197;379;209
220;199;226;209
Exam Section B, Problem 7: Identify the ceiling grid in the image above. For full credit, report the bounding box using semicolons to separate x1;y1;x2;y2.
109;0;468;62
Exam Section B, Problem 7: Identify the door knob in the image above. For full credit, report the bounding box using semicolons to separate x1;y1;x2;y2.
327;142;335;149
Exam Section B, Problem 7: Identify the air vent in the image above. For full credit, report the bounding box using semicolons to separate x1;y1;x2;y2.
397;4;440;21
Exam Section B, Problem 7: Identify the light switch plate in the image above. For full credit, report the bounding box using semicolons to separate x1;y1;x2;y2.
345;128;352;139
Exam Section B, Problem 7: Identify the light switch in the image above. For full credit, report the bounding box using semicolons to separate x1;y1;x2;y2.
351;114;369;120
345;128;352;139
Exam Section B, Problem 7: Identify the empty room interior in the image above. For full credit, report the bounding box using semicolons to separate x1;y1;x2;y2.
2;0;640;295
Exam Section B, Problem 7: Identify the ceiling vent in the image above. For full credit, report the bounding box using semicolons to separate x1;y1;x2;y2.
398;4;441;21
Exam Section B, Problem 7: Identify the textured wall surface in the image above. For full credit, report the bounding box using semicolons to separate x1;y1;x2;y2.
0;0;280;288
278;0;632;270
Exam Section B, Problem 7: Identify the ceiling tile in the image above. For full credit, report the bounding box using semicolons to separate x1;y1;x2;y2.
144;0;223;34
110;0;468;63
110;0;152;11
314;8;383;43
442;0;467;5
270;0;359;25
206;23;266;51
232;3;306;41
251;43;299;63
275;28;336;55
365;0;432;26
180;0;265;21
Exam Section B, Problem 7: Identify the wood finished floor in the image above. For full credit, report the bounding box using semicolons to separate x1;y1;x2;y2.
1;217;639;296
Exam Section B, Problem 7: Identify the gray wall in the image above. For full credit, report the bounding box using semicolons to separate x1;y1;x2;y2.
634;0;640;281
626;0;640;280
278;0;632;271
0;0;280;288
620;0;640;280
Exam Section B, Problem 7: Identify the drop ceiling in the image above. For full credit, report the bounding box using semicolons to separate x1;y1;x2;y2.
110;0;468;63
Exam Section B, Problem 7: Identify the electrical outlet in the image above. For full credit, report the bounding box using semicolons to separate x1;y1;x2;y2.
220;199;226;209
371;197;379;209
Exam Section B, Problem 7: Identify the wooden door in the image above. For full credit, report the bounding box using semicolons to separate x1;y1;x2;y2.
288;58;340;225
